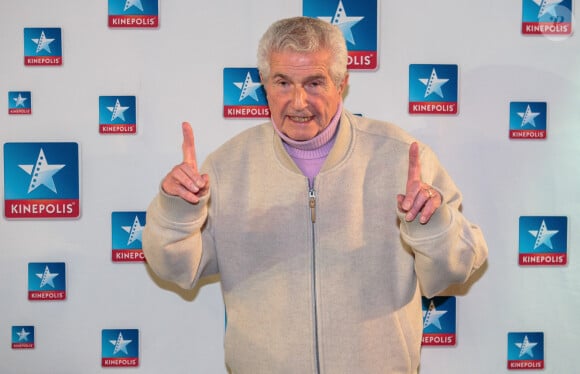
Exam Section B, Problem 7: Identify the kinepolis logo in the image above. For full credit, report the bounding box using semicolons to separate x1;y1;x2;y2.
102;329;139;367
99;96;137;134
421;296;456;346
23;28;62;66
519;216;567;266
111;211;146;262
12;326;35;349
108;0;159;28
3;143;80;219
522;0;573;35
223;68;269;119
507;332;544;370
509;102;547;139
8;91;32;115
409;64;459;114
28;262;66;301
303;0;378;70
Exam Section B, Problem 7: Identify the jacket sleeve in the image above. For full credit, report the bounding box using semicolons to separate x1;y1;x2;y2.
398;145;488;298
142;188;217;290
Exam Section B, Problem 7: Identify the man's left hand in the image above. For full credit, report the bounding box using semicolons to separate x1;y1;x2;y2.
397;142;441;224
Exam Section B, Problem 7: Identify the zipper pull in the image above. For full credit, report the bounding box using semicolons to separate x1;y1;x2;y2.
309;189;316;223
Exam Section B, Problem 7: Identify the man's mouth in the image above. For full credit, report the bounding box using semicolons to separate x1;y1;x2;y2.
289;116;313;123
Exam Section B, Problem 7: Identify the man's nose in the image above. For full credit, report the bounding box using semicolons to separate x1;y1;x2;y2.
291;87;308;109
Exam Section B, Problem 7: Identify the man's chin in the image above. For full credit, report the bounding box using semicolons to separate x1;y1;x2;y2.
286;130;318;141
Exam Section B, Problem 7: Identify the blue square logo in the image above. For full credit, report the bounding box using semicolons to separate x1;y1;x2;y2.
421;296;456;346
99;96;137;134
23;28;62;66
509;101;547;139
102;329;139;367
409;64;458;114
28;262;66;301
223;68;269;118
112;211;146;262
522;0;572;35
4;142;80;219
108;0;159;28
507;332;544;369
8;91;32;115
12;326;35;349
519;216;567;266
303;0;378;70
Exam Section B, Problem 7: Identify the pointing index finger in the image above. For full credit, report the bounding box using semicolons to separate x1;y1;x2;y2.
181;122;197;167
407;142;421;185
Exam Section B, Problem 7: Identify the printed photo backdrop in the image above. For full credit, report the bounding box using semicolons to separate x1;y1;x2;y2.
1;1;578;373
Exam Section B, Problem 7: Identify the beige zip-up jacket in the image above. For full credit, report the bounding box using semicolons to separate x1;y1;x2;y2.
143;110;488;374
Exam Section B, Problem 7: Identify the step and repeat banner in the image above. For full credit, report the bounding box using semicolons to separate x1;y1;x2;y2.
1;1;578;373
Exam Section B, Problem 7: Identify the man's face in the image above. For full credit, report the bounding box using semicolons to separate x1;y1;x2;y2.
262;49;348;141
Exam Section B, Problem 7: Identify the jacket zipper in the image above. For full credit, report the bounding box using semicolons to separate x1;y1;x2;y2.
309;186;321;374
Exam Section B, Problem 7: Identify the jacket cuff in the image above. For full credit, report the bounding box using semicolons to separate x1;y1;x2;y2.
156;187;209;223
398;203;453;240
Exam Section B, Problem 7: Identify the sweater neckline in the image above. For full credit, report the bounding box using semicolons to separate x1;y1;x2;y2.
273;101;342;159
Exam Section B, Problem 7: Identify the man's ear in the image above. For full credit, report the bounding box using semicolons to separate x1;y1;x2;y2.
338;73;349;96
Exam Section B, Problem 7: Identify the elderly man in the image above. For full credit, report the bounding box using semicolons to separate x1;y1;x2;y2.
143;16;488;374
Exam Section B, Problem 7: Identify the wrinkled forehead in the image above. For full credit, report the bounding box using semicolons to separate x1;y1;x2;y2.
268;50;333;75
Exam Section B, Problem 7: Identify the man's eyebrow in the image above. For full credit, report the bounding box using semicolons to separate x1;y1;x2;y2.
271;73;328;82
272;73;290;80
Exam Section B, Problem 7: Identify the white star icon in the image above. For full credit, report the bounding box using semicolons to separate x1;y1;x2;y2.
13;94;28;107
318;0;364;45
17;328;31;342
124;0;144;12
515;335;538;358
18;148;65;194
533;0;564;18
233;72;263;102
122;216;145;245
528;220;559;250
517;105;540;127
31;31;55;54
419;68;449;99
110;332;132;355
422;300;448;329
36;265;59;288
107;99;130;121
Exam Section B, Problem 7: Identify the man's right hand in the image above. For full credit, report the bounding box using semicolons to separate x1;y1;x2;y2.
161;122;209;204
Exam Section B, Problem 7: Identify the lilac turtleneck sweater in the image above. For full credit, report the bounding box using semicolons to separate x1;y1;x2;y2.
272;102;343;186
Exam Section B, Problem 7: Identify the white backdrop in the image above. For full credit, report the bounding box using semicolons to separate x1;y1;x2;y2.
1;1;579;373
